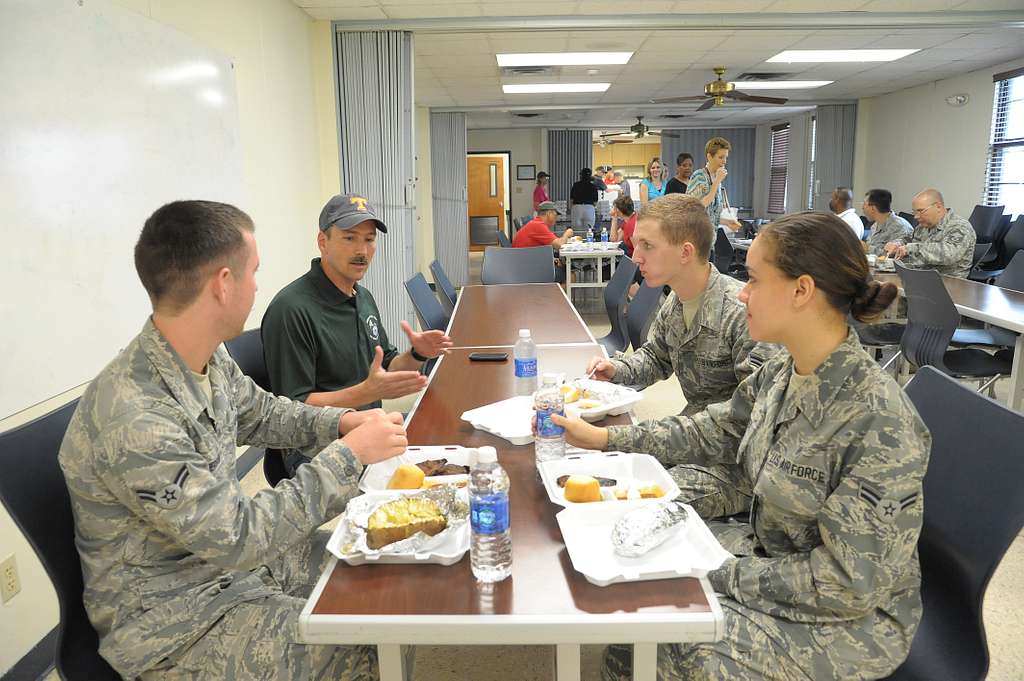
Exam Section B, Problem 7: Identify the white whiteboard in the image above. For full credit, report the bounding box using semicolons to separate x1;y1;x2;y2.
0;0;244;418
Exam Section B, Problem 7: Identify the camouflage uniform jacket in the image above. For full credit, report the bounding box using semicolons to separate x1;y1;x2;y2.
607;329;930;647
59;319;360;678
866;213;914;257
894;210;976;278
609;265;774;416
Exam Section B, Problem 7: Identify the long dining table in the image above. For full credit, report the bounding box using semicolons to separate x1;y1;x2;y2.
299;283;723;681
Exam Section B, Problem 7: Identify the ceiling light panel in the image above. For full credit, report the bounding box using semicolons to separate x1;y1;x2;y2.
502;83;611;93
496;52;633;67
734;80;833;89
767;49;919;63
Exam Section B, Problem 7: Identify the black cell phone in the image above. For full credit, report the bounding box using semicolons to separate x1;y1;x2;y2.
468;352;509;362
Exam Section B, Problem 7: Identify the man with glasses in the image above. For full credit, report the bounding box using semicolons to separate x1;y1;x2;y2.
863;189;913;256
884;188;975;278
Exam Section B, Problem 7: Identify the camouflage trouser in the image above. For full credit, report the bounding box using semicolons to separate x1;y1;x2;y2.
668;462;751;520
601;598;909;681
142;532;379;681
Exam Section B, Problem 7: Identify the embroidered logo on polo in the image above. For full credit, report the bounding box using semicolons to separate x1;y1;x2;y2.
135;465;190;510
859;482;918;523
365;314;380;342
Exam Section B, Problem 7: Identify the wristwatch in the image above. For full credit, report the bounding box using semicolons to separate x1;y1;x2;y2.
410;348;429;362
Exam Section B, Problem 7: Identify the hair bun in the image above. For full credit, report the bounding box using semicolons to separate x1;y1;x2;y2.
851;280;898;321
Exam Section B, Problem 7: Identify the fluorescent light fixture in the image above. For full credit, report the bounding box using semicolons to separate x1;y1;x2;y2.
497;52;633;67
733;80;833;89
767;49;919;63
502;83;610;94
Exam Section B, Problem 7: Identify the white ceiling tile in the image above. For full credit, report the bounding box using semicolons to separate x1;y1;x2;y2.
381;4;484;18
640;31;731;52
674;0;777;12
303;6;388;19
415;37;492;55
765;0;872;10
577;0;675;12
941;31;1024;50
786;31;883;50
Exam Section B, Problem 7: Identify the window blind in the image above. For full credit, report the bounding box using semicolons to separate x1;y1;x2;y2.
984;73;1024;216
768;123;790;214
806;116;817;211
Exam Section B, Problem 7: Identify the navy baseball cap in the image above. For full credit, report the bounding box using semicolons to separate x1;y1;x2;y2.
318;193;388;233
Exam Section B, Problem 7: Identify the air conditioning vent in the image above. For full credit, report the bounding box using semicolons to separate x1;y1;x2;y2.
736;72;797;81
512;112;542;118
500;65;559;77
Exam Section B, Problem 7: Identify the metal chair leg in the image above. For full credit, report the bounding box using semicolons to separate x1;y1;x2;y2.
978;374;1001;396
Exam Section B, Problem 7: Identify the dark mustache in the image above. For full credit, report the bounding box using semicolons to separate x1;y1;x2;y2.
349;258;368;265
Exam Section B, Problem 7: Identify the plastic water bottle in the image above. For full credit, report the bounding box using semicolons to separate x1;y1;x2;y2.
534;374;566;464
585;228;594;243
470;446;512;583
513;329;538;396
600;226;609;243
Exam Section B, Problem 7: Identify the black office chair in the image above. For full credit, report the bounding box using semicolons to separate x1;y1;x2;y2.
883;367;1024;681
853;319;906;376
713;228;746;281
0;400;121;681
626;281;665;351
996;250;1024;293
976;216;1024;281
429;259;458;313
967;203;1005;242
496;229;512;248
898;211;918;228
896;262;1013;393
480;245;555;284
404;272;450;332
224;329;287;487
595;256;639;355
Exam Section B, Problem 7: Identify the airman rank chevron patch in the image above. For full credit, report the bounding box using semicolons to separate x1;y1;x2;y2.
859;481;918;524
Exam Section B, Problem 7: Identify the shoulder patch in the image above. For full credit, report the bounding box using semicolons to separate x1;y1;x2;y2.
859;481;918;524
135;464;189;510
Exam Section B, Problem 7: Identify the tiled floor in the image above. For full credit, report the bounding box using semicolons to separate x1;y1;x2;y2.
45;259;1024;680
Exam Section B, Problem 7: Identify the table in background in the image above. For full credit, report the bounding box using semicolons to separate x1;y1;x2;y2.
300;284;722;681
876;272;1024;411
561;246;624;309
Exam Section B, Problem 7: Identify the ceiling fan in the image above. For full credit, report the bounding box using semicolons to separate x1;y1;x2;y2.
598;116;680;143
651;67;788;110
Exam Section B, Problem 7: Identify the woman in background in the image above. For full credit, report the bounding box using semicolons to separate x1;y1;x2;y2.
688;137;742;231
638;157;665;207
568;167;599;236
665;152;694;194
532;171;550;212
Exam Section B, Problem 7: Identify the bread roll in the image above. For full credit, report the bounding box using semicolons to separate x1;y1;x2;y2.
387;464;426;490
564;475;602;503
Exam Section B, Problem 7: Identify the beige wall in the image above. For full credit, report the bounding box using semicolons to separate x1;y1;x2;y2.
853;57;1024;216
0;0;331;671
468;128;545;220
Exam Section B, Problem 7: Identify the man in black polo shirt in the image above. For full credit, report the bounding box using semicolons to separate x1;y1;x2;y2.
262;193;452;474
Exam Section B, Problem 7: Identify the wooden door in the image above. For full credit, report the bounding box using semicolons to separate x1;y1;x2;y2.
468;156;506;252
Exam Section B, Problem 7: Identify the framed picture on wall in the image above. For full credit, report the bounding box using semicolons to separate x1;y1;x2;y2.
516;164;536;181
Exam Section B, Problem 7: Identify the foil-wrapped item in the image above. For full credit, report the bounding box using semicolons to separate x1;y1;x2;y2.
611;501;689;558
336;485;469;556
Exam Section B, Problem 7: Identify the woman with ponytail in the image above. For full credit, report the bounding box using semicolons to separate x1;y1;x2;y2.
556;211;932;681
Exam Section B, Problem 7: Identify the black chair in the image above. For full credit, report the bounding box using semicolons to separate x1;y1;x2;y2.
971;242;992;269
0;400;121;681
853;319;906;375
883;367;1024;681
896;262;1013;392
404;272;450;332
224;329;287;487
966;243;995;282
480;245;555;284
713;228;746;280
978;215;1024;280
595;256;639;355
496;229;512;248
626;280;665;351
967;203;1004;242
429;259;458;313
898;211;918;228
996;250;1024;293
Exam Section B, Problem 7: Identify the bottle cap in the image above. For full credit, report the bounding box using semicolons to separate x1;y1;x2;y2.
542;373;560;385
519;329;531;338
477;446;497;464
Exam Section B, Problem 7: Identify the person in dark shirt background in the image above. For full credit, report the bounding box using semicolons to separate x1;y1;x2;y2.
665;152;694;195
569;167;600;236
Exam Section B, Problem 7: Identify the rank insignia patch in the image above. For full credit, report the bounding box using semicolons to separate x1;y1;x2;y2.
136;464;190;510
859;482;918;524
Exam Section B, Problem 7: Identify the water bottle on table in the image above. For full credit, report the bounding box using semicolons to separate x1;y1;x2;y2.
600;226;609;243
470;446;512;583
585;228;594;244
534;373;566;465
513;329;538;396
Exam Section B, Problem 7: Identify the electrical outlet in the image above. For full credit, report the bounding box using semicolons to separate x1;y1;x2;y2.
1;554;21;603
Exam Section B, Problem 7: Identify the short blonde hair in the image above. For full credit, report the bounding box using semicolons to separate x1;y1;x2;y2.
638;194;712;259
705;137;731;158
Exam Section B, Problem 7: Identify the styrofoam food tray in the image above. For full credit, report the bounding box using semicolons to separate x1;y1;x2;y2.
327;490;469;566
461;395;534;445
555;502;733;586
360;445;473;494
564;378;643;422
538;452;680;507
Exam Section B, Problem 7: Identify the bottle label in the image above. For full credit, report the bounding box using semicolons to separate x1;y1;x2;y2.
471;494;510;535
514;357;537;378
535;407;565;437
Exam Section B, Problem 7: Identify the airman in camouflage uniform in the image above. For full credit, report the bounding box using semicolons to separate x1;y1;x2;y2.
865;213;914;257
605;264;776;518
602;329;931;680
886;190;975;278
59;320;379;680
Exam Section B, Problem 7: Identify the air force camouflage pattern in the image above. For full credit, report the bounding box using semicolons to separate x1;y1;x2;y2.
892;209;976;278
866;213;914;257
604;329;931;680
607;265;776;518
59;320;378;680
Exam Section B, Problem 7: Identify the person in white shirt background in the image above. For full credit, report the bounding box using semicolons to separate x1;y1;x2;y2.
830;186;864;240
